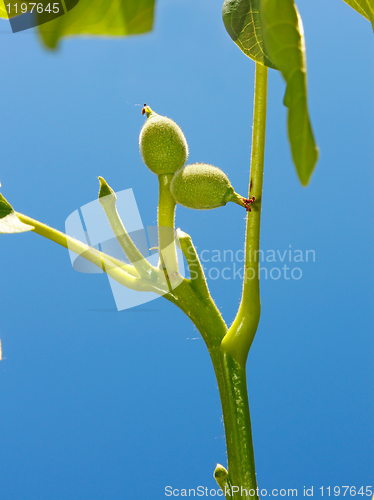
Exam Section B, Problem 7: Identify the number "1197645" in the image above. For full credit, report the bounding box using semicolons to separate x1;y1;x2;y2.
6;3;60;14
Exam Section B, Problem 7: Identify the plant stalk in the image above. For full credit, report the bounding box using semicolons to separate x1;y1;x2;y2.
212;350;258;500
212;62;268;498
98;177;156;279
222;62;268;367
15;212;169;294
157;174;180;286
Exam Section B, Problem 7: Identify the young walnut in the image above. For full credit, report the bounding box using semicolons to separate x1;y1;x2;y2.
139;105;189;175
170;163;254;211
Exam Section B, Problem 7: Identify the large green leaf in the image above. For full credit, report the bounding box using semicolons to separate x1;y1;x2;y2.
222;0;276;69
37;0;156;49
342;0;374;28
260;0;318;186
0;193;34;233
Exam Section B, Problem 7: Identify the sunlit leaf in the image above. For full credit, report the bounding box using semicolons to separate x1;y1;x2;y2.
37;0;156;49
260;0;318;186
222;0;276;69
0;193;34;233
342;0;374;28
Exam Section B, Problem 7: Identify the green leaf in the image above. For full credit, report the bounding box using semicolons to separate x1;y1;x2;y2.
342;0;374;28
98;176;116;201
260;0;318;186
222;0;277;69
37;0;156;49
0;193;34;233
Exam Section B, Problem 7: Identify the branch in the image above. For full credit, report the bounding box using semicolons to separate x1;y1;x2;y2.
98;177;157;279
221;63;268;367
16;212;164;294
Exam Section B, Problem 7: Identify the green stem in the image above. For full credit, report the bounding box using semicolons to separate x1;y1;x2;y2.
212;351;258;500
15;212;165;293
176;228;211;299
98;177;156;279
222;63;268;367
166;294;257;499
167;251;257;499
164;279;227;352
207;62;268;498
157;174;180;286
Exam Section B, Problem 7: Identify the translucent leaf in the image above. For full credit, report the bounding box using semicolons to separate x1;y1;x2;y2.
0;193;34;234
37;0;156;49
342;0;374;29
222;0;277;69
260;0;318;186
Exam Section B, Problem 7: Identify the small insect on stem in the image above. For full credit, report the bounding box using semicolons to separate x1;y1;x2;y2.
141;103;148;115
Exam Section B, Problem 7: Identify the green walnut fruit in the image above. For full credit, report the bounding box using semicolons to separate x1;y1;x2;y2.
139;105;189;175
170;163;254;211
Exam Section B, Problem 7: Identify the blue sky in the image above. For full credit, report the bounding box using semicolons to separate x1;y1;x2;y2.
0;0;373;498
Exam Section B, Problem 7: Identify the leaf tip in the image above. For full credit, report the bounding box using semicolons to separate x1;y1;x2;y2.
296;146;319;186
98;177;116;203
